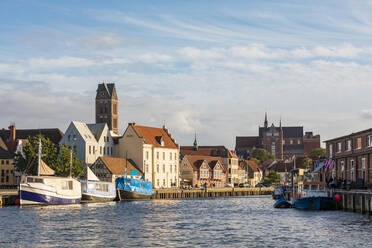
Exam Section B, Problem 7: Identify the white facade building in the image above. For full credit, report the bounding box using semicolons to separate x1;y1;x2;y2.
60;121;116;165
117;123;180;189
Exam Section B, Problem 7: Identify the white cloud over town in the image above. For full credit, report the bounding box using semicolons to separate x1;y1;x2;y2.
1;1;372;148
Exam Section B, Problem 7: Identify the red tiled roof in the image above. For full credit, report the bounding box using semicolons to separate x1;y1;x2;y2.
99;156;143;176
130;124;178;149
183;155;226;171
247;160;261;172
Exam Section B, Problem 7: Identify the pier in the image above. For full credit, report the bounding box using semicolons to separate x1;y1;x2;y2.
152;187;274;199
335;190;372;215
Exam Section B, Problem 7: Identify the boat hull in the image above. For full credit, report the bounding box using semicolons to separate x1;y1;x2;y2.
293;197;335;210
19;188;81;205
82;193;116;202
118;189;153;201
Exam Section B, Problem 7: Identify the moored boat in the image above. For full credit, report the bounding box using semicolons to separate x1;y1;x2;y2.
19;138;81;205
80;166;116;202
292;182;335;210
116;177;153;201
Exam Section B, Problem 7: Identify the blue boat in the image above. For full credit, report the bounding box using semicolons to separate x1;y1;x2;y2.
274;196;292;208
116;177;154;201
293;182;335;210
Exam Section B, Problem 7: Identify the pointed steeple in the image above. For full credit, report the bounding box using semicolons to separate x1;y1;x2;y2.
264;112;268;128
193;132;198;151
279;117;282;129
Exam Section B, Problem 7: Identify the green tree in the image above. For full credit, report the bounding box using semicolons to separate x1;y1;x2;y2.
309;148;326;160
14;135;85;178
300;157;313;169
263;171;281;185
251;148;275;162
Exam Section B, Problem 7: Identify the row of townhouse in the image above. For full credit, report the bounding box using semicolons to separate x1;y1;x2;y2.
180;155;227;188
324;128;372;185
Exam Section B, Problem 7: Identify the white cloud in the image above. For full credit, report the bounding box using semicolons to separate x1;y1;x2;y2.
139;53;173;63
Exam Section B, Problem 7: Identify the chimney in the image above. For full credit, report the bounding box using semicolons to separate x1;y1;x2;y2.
8;124;16;142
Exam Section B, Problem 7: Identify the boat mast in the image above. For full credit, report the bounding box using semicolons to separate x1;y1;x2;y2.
37;137;41;176
70;147;72;178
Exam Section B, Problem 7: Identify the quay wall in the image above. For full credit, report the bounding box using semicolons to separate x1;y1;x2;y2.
335;190;372;215
152;187;274;200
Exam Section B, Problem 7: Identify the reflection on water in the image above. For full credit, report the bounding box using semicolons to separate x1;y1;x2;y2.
0;196;371;247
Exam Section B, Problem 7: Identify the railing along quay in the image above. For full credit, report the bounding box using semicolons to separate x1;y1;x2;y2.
152;187;274;200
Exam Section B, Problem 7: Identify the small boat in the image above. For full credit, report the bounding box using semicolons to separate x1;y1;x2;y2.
274;196;292;208
80;166;116;202
19;139;81;205
116;177;154;201
292;182;335;210
272;187;283;200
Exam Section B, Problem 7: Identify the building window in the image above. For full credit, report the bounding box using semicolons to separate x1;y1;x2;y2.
89;146;91;154
329;144;333;158
111;147;113;155
170;165;172;173
170;153;172;160
6;160;9;165
271;142;276;155
68;135;71;141
157;164;159;173
146;151;149;160
163;179;166;186
163;164;165;173
145;165;149;173
290;140;293;144
368;135;372;147
337;142;341;153
162;152;165;160
174;153;177;161
100;146;102;155
346;140;351;151
175;165;177;174
113;103;118;114
362;158;366;170
156;152;159;159
356;137;362;149
297;140;301;145
350;160;354;181
157;179;160;186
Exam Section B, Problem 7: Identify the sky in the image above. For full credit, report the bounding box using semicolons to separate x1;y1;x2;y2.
1;0;372;149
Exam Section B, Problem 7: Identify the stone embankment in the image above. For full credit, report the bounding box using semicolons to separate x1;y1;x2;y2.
153;187;274;199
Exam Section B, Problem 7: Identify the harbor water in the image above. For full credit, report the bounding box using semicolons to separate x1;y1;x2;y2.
1;196;371;247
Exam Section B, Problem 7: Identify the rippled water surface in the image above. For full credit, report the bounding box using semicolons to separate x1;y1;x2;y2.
1;196;372;247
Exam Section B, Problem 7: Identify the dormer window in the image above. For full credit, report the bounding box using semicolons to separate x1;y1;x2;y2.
155;136;164;146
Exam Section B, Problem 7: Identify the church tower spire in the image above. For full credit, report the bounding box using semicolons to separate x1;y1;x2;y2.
264;112;268;128
95;82;119;134
193;132;198;151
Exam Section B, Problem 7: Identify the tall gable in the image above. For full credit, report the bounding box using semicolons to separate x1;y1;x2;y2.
87;123;106;141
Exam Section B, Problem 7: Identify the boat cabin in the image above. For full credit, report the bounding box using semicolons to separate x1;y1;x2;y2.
297;181;329;198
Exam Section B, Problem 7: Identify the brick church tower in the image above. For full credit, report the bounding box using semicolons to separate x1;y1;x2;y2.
95;82;119;134
262;114;284;160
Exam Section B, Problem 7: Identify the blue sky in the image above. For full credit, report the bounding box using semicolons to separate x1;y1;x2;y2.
1;0;372;148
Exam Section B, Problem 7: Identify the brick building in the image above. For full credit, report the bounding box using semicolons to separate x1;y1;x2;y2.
324;128;372;186
235;113;320;160
96;82;119;135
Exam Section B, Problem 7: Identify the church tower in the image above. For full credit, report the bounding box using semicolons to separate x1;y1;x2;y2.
95;82;119;134
264;112;268;129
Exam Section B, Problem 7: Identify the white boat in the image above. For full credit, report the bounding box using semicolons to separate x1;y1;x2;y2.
19;138;81;205
80;166;116;202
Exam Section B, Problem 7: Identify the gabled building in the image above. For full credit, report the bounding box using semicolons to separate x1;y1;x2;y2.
90;156;143;183
0;137;14;186
181;139;239;185
235;113;320;160
60;121;116;165
180;155;226;188
117;123;180;188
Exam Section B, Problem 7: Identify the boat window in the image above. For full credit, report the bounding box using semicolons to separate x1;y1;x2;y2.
27;177;43;183
319;185;325;190
311;185;318;191
303;185;309;190
96;183;109;192
140;184;145;188
61;180;73;190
